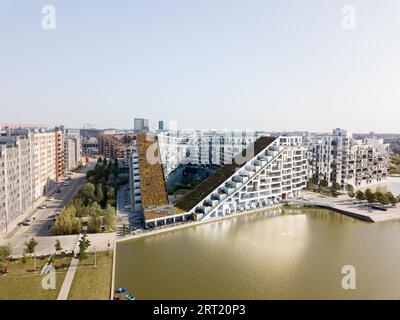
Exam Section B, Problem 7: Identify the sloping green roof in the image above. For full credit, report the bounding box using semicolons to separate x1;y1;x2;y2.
136;133;169;210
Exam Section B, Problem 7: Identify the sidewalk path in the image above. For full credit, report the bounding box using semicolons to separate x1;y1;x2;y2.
57;234;81;300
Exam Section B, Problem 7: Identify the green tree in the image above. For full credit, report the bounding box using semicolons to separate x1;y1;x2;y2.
78;234;91;259
54;205;77;235
25;238;38;255
21;252;29;265
82;182;96;205
356;190;365;201
72;219;82;234
106;186;115;201
103;205;117;232
332;182;341;191
386;192;398;206
346;184;354;192
348;191;355;198
320;179;329;188
0;245;11;262
365;189;376;204
54;239;62;255
376;191;390;205
88;215;102;233
96;183;104;204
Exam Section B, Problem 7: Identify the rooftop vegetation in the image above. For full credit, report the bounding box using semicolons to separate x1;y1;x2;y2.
136;133;169;217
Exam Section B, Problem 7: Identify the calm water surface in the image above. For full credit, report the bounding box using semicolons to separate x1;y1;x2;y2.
115;206;400;299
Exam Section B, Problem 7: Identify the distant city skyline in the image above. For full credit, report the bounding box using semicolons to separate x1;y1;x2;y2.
2;1;400;133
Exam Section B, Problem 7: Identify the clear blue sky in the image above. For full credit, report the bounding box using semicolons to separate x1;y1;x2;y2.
1;0;400;132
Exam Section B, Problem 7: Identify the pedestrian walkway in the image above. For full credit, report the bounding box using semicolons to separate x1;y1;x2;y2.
57;234;81;300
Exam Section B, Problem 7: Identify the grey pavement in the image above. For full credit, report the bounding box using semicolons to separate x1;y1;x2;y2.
57;234;82;300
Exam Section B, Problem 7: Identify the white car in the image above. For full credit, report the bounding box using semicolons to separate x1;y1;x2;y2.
62;182;69;186
40;204;48;209
48;197;55;201
23;218;32;226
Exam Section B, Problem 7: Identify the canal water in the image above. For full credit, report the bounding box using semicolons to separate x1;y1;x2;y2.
115;178;400;299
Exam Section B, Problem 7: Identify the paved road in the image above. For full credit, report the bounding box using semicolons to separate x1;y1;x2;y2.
0;161;95;256
9;167;93;239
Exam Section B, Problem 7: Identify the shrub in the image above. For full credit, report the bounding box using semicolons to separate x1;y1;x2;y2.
0;262;8;275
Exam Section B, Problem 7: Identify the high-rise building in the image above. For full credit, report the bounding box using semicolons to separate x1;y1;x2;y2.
55;130;64;182
64;129;81;172
32;131;57;200
157;130;267;180
134;118;149;132
307;128;389;188
0;134;33;233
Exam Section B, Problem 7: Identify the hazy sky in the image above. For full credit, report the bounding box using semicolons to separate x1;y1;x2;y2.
1;1;400;132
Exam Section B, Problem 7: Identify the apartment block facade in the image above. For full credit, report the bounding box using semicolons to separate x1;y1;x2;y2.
32;131;57;201
99;134;136;159
188;136;308;220
64;129;81;172
0;135;33;233
158;130;267;180
308;128;389;188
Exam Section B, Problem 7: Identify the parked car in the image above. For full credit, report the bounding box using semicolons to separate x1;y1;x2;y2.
62;182;69;186
23;218;32;226
57;189;62;193
48;197;55;201
40;204;48;209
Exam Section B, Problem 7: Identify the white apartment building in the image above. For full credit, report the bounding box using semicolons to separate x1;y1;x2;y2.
64;129;81;172
0;135;33;233
32;131;57;200
128;140;142;211
308;128;389;188
157;130;267;180
189;136;308;220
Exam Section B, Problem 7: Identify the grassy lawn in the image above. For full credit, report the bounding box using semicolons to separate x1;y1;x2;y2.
0;255;72;300
68;251;113;300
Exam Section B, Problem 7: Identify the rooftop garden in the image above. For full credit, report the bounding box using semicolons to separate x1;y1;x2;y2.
136;133;169;215
173;136;276;212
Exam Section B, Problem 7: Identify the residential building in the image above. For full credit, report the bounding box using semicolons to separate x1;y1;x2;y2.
55;130;64;182
130;133;307;227
174;136;308;221
99;134;136;159
134;118;149;132
307;128;389;188
32;131;57;200
64;129;81;172
157;130;268;180
0;134;33;233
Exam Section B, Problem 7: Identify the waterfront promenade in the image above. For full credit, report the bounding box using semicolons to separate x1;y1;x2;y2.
297;191;400;223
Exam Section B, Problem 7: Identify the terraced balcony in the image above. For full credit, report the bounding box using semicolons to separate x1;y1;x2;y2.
173;136;277;212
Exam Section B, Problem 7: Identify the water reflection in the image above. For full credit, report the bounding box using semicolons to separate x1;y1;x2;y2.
115;206;400;299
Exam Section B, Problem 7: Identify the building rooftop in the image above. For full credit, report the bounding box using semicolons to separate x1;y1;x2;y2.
136;133;170;220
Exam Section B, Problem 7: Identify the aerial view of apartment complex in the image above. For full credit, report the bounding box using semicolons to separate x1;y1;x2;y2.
2;1;400;311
